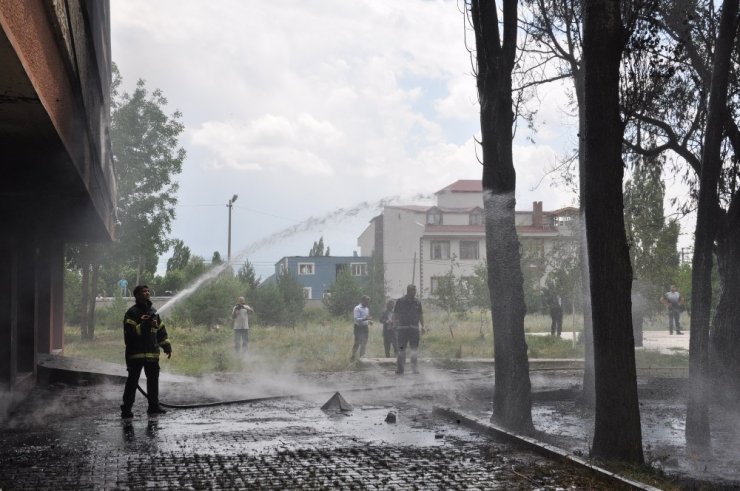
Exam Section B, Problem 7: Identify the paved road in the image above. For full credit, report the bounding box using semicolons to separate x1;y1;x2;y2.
0;368;616;490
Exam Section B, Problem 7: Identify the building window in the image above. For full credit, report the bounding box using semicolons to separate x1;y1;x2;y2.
460;241;479;260
303;287;312;300
298;263;315;275
469;211;482;225
430;277;440;294
430;241;450;260
351;263;368;276
427;210;442;225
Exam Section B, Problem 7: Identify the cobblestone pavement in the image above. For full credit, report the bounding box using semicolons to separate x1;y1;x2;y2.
0;367;617;490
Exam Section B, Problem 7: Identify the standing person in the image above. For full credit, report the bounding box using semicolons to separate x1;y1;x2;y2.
232;296;254;353
118;278;129;296
380;300;398;358
661;284;684;335
394;285;424;375
549;293;563;337
351;295;371;361
121;285;172;418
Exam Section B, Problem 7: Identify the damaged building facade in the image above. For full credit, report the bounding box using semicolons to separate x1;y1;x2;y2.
0;2;115;397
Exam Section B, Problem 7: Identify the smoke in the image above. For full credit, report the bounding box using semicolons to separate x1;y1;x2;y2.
158;194;431;315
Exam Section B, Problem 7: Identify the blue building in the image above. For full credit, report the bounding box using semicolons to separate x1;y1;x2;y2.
274;254;372;305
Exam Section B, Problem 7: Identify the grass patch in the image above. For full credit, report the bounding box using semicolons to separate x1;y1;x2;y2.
62;311;688;375
634;349;689;368
526;334;584;359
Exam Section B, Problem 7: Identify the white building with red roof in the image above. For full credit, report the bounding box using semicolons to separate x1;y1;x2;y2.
357;180;579;300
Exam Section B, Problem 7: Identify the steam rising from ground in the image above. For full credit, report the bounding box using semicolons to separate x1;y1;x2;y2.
158;194;430;316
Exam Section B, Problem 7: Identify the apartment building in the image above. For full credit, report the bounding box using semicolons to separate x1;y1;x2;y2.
357;180;578;299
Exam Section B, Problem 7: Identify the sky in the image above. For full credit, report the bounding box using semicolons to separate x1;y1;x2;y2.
110;1;690;280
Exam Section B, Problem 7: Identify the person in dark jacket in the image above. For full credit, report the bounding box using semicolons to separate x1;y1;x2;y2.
394;285;424;375
120;285;172;418
548;293;563;337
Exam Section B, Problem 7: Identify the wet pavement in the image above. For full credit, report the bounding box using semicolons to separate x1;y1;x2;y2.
1;366;623;490
0;334;728;490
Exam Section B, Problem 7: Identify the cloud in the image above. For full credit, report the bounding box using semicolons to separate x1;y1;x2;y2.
190;115;340;175
111;0;580;276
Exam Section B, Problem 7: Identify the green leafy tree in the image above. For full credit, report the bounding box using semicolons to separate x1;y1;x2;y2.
181;272;242;330
520;240;547;314
63;266;83;326
68;64;185;339
323;269;363;317
277;270;306;326
543;238;581;317
211;251;223;265
468;262;490;311
237;260;260;289
430;262;471;318
624;150;680;315
109;64;185;278
167;239;191;272
308;237;331;256
251;283;286;325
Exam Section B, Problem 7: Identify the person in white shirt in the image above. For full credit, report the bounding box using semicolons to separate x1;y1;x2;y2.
351;295;371;361
232;297;254;352
660;285;684;335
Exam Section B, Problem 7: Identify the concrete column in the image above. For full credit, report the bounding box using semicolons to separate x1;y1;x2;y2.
36;241;53;355
0;241;18;389
50;241;65;353
17;244;36;374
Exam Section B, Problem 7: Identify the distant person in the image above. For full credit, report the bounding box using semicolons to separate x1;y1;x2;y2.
118;278;129;296
394;285;424;375
232;296;254;353
121;285;172;418
351;295;372;361
380;300;398;358
661;285;684;335
549;293;563;337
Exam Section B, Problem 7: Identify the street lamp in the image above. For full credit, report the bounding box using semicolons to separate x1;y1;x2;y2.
227;194;238;261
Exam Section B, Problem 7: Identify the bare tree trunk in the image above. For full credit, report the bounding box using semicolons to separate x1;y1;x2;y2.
687;0;739;448
711;195;740;404
583;0;643;463
471;0;534;433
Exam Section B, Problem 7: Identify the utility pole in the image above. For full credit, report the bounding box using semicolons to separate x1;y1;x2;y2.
227;194;238;261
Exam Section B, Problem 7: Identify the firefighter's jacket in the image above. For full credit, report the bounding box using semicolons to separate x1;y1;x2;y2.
123;300;171;363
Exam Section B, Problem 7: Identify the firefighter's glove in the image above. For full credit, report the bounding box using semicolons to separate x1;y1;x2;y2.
163;346;172;359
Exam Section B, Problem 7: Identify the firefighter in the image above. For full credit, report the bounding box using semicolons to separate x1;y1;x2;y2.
120;284;172;418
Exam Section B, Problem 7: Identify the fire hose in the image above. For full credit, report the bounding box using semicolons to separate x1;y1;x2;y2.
136;374;491;410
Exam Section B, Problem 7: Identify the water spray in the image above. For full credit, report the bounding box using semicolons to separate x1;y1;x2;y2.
157;193;431;316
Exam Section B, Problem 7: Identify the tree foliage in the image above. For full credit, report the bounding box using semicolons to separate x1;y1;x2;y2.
64;64;186;337
624;151;680;315
167;239;191;273
309;237;331;257
110;64;186;277
277;270;306;326
237;260;260;290
323;268;363;317
180;271;243;330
